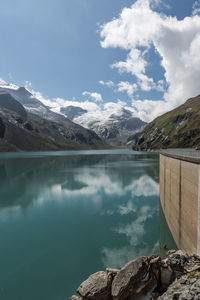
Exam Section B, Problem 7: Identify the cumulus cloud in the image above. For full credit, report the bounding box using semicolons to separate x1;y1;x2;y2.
99;80;114;87
82;91;103;102
99;79;138;98
100;0;200;121
24;82;100;114
111;49;157;92
117;81;138;97
131;99;172;123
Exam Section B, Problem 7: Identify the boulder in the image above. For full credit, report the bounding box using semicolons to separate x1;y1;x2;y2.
77;271;112;300
111;256;153;300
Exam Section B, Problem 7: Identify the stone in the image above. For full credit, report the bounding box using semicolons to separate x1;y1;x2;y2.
106;268;119;282
111;256;152;300
77;271;112;300
106;268;119;275
150;256;161;281
69;296;82;300
167;250;188;274
160;265;174;290
70;252;200;300
159;275;200;300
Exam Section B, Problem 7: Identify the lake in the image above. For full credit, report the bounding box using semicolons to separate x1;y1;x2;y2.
0;149;162;299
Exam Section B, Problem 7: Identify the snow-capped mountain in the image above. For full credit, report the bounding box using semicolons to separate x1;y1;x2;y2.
60;106;87;120
61;105;146;145
0;84;107;151
0;85;59;122
0;81;146;146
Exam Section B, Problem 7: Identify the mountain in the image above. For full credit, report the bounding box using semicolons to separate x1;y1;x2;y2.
129;95;200;150
61;106;146;145
0;90;27;120
0;86;47;111
0;89;108;152
60;106;87;120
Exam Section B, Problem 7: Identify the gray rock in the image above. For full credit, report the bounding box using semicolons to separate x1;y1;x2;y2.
111;256;151;300
106;268;119;275
150;256;161;281
106;268;119;281
159;273;200;300
168;250;188;272
77;271;112;300
160;264;174;290
69;295;82;300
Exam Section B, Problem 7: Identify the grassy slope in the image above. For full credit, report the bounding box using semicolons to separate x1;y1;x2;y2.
131;95;200;150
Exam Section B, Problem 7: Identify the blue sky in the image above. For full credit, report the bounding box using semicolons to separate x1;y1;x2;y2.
0;0;200;122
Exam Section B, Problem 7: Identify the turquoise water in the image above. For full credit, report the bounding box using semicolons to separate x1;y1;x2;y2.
0;150;160;299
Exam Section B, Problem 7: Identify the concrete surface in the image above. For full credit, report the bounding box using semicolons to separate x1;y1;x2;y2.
160;151;200;255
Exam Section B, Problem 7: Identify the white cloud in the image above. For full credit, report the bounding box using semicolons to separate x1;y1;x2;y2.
99;79;138;98
150;0;162;8
24;83;100;114
150;0;170;10
82;91;103;102
100;0;200;121
111;49;156;92
192;1;200;16
117;81;138;97
99;80;114;87
0;78;19;90
0;78;7;85
131;99;172;123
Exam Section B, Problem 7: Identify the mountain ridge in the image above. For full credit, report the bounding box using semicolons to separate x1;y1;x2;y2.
129;95;200;150
0;88;109;152
61;105;146;145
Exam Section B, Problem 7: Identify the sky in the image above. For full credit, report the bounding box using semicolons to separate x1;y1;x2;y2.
0;0;200;122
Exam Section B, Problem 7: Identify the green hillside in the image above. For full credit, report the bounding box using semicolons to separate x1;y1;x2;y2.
129;95;200;150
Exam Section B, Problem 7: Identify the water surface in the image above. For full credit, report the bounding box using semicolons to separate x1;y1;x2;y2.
0;150;160;299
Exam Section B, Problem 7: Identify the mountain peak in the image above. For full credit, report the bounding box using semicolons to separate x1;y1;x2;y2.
17;87;32;96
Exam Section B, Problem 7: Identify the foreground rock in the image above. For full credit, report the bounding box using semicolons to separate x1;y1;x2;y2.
69;251;200;300
77;271;112;300
159;274;200;299
112;256;160;299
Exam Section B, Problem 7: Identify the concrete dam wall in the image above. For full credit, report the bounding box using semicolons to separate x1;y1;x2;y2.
160;149;200;255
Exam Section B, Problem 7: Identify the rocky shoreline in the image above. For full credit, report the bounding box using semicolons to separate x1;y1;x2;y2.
69;250;200;300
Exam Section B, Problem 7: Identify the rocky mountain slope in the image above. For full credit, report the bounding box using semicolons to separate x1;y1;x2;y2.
61;106;146;145
0;88;108;152
129;95;200;150
0;90;27;120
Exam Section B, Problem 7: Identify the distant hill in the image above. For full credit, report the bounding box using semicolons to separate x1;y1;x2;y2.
0;88;108;152
128;95;200;150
